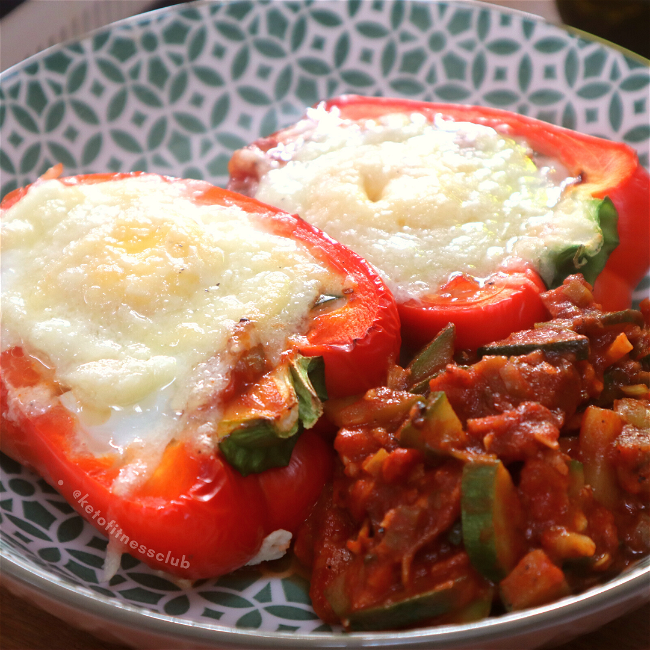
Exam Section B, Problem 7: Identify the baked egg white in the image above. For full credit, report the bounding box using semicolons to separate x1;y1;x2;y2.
1;175;343;485
251;106;604;302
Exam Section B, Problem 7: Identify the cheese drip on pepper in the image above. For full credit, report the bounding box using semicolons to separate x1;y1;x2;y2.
1;175;342;457
253;107;602;302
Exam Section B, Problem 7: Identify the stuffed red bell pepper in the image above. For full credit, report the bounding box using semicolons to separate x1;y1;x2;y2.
0;171;400;579
229;95;649;350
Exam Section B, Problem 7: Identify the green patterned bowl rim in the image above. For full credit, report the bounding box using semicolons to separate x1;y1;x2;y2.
1;0;647;80
4;545;649;647
1;0;648;646
556;23;649;68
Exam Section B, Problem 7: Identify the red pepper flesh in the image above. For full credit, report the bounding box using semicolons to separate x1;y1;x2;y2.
230;95;649;349
0;173;401;578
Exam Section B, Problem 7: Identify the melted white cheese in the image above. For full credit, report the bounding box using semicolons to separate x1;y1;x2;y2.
245;529;292;565
1;175;340;459
254;107;603;301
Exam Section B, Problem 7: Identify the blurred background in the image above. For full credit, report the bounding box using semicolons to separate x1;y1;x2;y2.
0;0;189;71
1;0;648;73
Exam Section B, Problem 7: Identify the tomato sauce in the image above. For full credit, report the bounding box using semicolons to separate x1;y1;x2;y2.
299;275;650;630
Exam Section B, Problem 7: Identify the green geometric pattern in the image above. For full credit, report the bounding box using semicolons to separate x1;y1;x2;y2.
0;0;648;204
0;452;329;631
0;0;649;635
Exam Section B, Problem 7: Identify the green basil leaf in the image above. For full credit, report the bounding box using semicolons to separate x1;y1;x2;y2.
218;354;326;475
219;421;301;477
549;197;619;288
290;355;327;428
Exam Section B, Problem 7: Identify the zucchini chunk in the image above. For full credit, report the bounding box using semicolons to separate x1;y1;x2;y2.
477;327;589;360
406;323;456;394
461;460;526;582
335;576;474;632
444;586;495;624
397;391;467;460
579;405;623;509
599;309;645;329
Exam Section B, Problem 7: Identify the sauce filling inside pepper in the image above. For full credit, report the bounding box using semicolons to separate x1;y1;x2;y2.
296;275;650;630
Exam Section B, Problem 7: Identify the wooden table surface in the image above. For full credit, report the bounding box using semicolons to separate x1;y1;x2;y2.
1;581;648;650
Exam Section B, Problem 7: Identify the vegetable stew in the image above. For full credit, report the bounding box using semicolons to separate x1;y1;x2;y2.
295;274;650;630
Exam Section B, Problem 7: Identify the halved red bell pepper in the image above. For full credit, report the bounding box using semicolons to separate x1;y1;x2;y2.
0;172;401;579
229;95;649;350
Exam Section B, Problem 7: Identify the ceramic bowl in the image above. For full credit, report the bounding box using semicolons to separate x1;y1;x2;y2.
1;1;648;647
